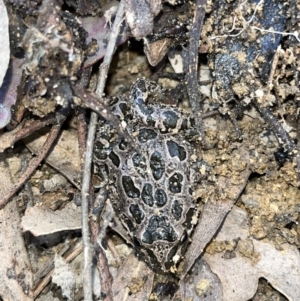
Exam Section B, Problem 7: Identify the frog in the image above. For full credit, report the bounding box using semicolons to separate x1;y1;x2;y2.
93;78;202;272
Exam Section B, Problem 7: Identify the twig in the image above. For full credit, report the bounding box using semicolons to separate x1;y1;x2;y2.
73;38;91;176
201;110;219;119
97;246;114;301
20;155;34;208
254;105;296;152
0;109;68;208
94;202;114;301
76;67;92;165
76;107;88;166
95;0;125;97
73;86;133;143
254;46;296;153
0;111;64;152
80;1;125;300
185;0;208;145
81;111;97;301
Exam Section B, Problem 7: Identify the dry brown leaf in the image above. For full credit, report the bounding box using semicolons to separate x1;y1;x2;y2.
21;202;81;236
80;1;129;68
143;38;172;66
125;0;161;38
112;253;154;300
23;129;81;189
178;259;223;301
0;0;9;87
204;206;300;301
0;154;33;300
0;58;23;129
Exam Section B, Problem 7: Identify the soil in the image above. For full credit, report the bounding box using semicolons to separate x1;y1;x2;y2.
0;0;300;300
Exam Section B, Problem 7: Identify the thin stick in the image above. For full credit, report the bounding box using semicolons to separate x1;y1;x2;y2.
0;109;67;208
76;67;92;165
0;112;63;152
73;86;133;142
97;246;114;301
255;105;296;152
81;1;125;300
254;46;296;153
76;107;88;166
95;0;125;97
81;111;97;301
185;0;208;145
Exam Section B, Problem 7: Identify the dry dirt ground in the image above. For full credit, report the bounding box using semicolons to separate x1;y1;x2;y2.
0;0;300;300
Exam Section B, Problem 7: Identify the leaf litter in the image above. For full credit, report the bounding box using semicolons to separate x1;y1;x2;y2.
204;206;300;301
0;0;9;88
0;0;300;300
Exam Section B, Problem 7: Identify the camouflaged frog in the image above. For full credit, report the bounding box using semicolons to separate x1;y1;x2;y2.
93;79;202;272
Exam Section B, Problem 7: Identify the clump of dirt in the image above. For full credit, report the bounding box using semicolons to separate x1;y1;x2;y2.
1;0;300;300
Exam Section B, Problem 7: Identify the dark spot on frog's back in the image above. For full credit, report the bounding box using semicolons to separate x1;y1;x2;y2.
138;128;157;143
171;200;183;220
129;204;145;224
121;214;136;233
150;151;165;180
167;140;187;161
183;207;197;230
132;153;147;176
108;151;120;167
94;140;108;160
162;110;179;129
142;183;154;206
122;176;140;198
168;172;183;193
154;188;167;207
142;215;178;244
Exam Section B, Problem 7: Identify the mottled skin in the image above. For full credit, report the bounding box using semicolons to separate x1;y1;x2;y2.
93;79;201;272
